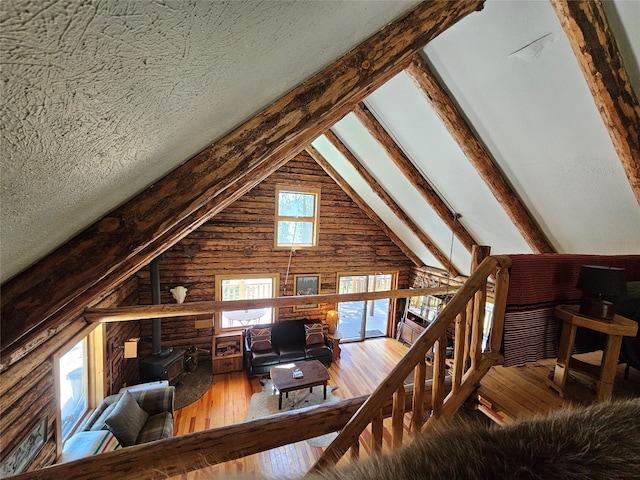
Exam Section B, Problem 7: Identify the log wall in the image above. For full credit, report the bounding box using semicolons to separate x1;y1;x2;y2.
0;277;140;474
136;152;414;349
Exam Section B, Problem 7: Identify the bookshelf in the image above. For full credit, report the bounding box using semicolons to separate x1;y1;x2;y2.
212;331;244;374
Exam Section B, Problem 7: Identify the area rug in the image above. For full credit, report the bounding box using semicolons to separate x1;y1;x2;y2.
244;379;340;447
174;360;213;410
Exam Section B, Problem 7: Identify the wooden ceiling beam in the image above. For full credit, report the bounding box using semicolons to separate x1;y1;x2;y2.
405;54;556;254
0;0;485;353
306;144;423;268
352;102;478;253
322;130;460;277
85;286;453;323
551;0;640;206
0;155;288;371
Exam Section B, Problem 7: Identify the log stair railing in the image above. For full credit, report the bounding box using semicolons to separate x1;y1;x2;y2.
312;251;511;472
14;253;510;480
13;383;452;480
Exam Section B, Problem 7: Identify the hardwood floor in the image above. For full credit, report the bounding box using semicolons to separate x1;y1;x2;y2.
480;352;640;422
171;338;640;479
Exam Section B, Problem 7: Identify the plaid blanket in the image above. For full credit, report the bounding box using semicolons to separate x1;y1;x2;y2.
503;254;640;366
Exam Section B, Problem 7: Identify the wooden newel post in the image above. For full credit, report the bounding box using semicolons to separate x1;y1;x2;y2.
411;359;427;432
469;246;490;370
452;311;466;394
371;410;384;454
392;385;405;448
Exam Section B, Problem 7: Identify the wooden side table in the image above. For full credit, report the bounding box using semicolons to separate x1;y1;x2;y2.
327;332;342;360
549;304;637;402
212;332;244;374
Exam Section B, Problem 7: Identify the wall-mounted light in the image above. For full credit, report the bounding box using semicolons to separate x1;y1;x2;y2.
121;337;140;359
109;337;140;394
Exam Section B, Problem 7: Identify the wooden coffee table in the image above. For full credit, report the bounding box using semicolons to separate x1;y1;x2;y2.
270;360;330;410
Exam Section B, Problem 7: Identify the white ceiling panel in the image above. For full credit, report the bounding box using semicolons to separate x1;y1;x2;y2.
311;135;445;271
0;0;420;282
364;72;533;256
423;0;640;254
330;114;472;275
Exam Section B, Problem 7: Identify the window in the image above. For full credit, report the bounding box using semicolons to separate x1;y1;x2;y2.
336;272;396;341
55;326;104;448
217;275;279;329
482;302;494;351
57;338;88;440
275;186;319;247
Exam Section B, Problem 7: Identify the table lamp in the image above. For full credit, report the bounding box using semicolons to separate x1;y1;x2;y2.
576;265;626;319
326;310;339;334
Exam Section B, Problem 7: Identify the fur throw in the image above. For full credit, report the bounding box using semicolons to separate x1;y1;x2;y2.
308;399;640;480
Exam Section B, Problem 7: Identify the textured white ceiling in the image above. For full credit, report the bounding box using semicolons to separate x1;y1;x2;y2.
0;0;419;282
1;0;639;285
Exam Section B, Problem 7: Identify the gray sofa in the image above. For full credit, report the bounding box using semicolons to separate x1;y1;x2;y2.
60;385;174;462
244;319;333;376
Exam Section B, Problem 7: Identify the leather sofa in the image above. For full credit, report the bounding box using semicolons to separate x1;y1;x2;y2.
244;319;333;376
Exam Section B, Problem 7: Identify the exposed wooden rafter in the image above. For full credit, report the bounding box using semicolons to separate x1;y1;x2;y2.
405;54;556;254
0;0;485;354
551;0;640;205
322;130;460;277
352;102;478;253
0;157;289;372
306;144;422;267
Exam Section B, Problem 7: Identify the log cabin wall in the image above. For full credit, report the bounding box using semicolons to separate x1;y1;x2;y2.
104;285;143;395
136;151;414;349
409;265;467;290
0;276;140;474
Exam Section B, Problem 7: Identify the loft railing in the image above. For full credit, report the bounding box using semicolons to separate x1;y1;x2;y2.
311;252;511;471
15;253;510;480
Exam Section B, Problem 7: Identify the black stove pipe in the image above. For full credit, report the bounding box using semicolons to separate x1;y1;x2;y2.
150;255;163;356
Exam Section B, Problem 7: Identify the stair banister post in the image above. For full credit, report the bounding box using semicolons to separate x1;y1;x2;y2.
411;359;427;431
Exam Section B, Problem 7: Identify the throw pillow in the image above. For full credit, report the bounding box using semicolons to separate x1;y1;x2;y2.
104;390;149;447
305;323;324;346
250;328;272;351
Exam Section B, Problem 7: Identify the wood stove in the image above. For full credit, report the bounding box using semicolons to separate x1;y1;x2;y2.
139;349;186;385
139;255;186;385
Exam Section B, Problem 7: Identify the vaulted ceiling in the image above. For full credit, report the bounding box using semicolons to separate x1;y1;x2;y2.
1;1;639;352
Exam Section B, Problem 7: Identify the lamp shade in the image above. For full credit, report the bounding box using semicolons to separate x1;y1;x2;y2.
326;310;339;334
576;265;626;297
124;338;140;359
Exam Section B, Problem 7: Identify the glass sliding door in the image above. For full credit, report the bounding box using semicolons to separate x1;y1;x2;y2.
337;273;395;342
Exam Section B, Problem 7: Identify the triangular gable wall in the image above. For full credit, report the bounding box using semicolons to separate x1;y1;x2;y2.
135;151;414;352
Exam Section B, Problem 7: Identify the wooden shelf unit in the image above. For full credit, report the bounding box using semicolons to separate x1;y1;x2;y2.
398;317;425;346
398;291;445;346
212;331;244;374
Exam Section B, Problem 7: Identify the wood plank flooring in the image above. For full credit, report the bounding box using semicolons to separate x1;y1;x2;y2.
171;338;640;479
480;353;640;422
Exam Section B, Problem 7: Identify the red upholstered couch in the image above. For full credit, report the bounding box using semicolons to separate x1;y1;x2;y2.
502;254;640;367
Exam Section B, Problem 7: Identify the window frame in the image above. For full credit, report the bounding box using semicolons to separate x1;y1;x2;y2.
215;274;280;331
274;185;320;248
54;324;104;454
